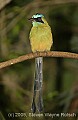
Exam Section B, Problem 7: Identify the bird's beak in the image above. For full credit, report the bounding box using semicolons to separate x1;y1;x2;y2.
28;18;34;21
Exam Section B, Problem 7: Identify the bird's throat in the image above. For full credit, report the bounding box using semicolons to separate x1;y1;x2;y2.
32;21;42;27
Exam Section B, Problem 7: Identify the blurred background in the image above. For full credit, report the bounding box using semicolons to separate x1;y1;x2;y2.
0;0;78;120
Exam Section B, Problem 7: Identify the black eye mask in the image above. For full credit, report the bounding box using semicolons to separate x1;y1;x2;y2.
34;17;44;23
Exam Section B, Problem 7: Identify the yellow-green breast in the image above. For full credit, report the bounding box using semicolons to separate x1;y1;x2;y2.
30;19;53;52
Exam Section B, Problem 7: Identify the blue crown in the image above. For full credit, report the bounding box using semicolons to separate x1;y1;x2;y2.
32;13;44;18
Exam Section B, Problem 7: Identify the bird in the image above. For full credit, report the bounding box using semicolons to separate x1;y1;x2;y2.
29;13;53;113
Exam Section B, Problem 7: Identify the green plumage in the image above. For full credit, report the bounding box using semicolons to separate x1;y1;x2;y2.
30;17;53;52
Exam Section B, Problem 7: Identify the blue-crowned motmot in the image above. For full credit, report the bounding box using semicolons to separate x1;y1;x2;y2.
29;13;53;113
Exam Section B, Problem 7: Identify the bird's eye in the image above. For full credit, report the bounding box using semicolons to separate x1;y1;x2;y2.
35;17;44;23
38;17;41;21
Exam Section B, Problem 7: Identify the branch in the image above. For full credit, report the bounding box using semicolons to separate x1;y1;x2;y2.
0;0;11;10
0;51;78;69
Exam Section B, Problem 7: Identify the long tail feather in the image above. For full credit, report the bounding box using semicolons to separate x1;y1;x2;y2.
31;57;43;113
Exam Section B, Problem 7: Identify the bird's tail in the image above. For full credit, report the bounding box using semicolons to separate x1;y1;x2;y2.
31;57;43;113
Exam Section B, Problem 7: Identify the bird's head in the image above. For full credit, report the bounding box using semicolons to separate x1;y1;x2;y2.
29;13;48;27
